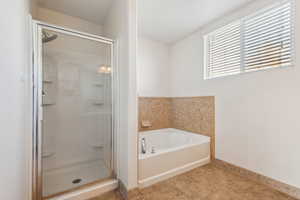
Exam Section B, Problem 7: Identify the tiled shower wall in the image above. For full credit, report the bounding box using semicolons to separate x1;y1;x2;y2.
138;97;215;158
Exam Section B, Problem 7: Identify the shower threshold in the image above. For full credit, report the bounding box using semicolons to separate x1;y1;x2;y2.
43;179;118;200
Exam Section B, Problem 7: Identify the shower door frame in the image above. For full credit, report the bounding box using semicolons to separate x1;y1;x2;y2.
31;20;118;200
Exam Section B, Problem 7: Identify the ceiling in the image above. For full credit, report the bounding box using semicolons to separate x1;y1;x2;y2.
38;0;254;44
138;0;254;44
38;0;113;25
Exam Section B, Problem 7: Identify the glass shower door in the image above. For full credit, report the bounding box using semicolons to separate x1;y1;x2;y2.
40;28;113;198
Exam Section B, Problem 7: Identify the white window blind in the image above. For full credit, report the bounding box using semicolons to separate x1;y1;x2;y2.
205;0;294;79
206;21;242;78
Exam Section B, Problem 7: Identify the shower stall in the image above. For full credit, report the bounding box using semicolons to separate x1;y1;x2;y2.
32;21;117;200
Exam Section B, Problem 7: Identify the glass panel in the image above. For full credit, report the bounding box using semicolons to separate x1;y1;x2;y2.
41;29;113;197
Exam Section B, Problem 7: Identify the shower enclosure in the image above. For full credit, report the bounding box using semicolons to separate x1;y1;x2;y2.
32;22;116;200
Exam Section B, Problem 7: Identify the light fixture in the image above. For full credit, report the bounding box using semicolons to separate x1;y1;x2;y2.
106;67;111;73
97;65;111;74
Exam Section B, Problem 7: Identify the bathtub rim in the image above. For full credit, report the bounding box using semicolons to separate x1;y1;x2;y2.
139;128;210;160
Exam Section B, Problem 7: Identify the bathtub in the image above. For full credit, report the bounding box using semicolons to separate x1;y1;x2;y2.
138;128;210;188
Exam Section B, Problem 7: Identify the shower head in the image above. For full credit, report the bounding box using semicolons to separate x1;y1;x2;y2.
42;31;58;43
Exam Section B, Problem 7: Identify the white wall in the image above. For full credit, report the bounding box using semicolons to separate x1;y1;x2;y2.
0;0;32;199
170;0;300;188
104;0;138;190
37;7;103;35
137;37;170;97
0;1;137;199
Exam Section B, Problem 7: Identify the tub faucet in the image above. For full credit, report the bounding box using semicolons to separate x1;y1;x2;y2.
141;138;146;154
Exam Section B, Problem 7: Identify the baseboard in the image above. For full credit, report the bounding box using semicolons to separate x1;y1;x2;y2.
213;159;300;200
118;181;139;200
118;181;127;200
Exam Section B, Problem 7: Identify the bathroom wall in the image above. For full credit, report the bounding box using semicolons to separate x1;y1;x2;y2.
169;0;300;189
104;0;138;190
37;7;103;35
0;0;32;199
138;97;215;158
137;31;215;158
1;0;137;198
137;37;170;97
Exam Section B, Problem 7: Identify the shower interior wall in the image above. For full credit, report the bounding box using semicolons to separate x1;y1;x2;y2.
36;6;115;197
34;0;139;193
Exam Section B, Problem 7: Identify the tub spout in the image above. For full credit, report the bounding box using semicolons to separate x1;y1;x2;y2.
141;138;146;154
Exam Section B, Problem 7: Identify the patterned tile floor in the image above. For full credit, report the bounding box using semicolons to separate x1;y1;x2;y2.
90;164;296;200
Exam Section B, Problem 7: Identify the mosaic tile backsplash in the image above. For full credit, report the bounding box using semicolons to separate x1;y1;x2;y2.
138;97;172;131
138;96;215;158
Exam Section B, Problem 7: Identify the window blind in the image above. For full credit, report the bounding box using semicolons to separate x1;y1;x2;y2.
206;21;242;79
243;2;293;71
205;0;294;79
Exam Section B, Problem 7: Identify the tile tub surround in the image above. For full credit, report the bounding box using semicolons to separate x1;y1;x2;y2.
138;97;172;131
138;96;215;158
171;97;215;159
89;163;297;200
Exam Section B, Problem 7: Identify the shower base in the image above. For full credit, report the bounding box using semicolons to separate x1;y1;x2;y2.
43;159;112;197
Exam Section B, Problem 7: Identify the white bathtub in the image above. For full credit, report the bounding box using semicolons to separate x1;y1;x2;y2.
138;128;210;188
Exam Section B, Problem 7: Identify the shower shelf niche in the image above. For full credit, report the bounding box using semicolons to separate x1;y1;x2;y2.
93;83;104;87
43;103;56;106
42;152;56;158
43;80;54;83
91;144;104;149
92;100;104;105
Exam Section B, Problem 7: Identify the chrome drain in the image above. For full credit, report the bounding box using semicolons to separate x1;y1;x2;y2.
72;178;82;184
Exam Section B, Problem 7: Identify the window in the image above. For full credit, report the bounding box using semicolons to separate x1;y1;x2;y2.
204;0;294;79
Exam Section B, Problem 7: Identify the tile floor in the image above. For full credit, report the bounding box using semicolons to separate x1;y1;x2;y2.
90;163;297;200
